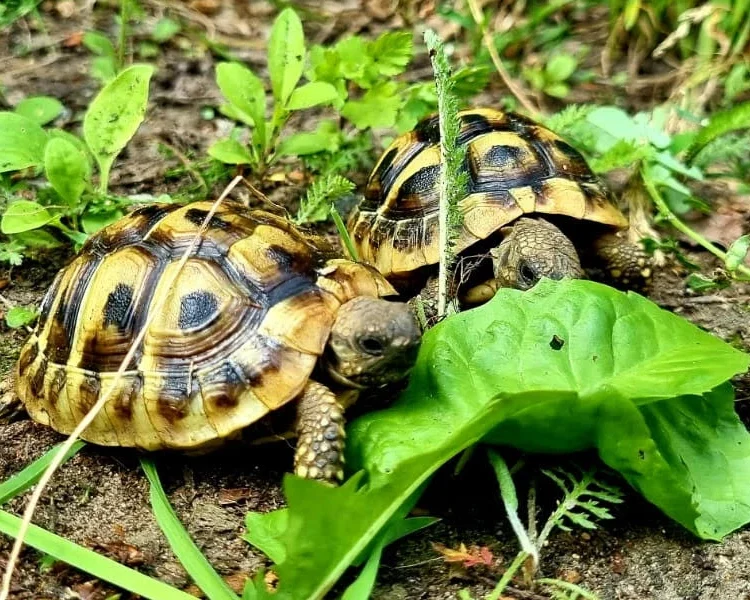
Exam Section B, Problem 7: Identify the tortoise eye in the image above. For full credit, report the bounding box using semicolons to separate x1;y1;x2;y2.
518;261;538;286
358;335;386;356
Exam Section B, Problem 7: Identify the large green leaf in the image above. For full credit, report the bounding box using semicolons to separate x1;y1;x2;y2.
83;65;154;194
0;112;48;173
268;8;305;105
1;200;56;234
14;96;64;126
44;136;90;205
244;279;750;599
215;62;266;132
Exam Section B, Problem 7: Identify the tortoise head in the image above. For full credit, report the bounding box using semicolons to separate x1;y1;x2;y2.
324;296;421;389
491;217;585;290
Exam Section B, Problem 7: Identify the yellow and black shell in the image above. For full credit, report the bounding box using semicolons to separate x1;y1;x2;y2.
15;201;394;450
348;108;628;279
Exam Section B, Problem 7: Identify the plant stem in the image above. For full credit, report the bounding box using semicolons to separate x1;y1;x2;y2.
424;30;465;318
264;104;289;174
465;0;540;119
486;551;529;600
538;578;602;600
641;168;750;279
488;450;539;569
117;0;130;72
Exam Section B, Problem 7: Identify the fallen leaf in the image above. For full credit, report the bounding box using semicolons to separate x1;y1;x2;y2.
218;487;253;505
63;31;84;47
91;539;145;566
432;542;494;568
189;0;221;16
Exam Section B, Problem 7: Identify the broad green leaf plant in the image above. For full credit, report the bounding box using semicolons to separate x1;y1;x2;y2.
547;103;750;286
242;279;750;599
210;7;491;173
208;9;339;172
0;65;155;260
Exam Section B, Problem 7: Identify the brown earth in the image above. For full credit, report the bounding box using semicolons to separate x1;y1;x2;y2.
1;2;749;599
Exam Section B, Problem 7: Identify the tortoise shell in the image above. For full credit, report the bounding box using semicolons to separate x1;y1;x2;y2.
15;201;394;450
348;108;628;278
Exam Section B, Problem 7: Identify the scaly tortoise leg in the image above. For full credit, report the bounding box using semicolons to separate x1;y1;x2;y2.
593;230;652;290
294;381;346;484
408;275;465;328
0;373;25;424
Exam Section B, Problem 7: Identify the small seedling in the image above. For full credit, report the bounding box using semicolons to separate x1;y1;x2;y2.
5;305;38;329
83;0;142;83
522;53;580;98
459;452;622;599
208;8;340;174
83;31;120;83
0;65;155;261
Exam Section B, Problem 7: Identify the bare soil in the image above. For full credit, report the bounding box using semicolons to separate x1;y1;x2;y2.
1;2;749;599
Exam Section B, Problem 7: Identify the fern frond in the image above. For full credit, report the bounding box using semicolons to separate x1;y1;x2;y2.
685;100;750;164
537;468;623;547
690;132;750;177
544;105;596;138
294;174;356;225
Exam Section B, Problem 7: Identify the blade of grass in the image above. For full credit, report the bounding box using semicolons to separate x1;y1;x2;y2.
487;450;539;569
0;442;85;505
486;551;529;600
0;510;195;600
331;206;359;261
538;578;602;600
140;458;240;600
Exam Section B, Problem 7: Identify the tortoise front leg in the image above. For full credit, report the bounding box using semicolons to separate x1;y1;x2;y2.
592;230;652;290
409;275;466;327
294;381;346;484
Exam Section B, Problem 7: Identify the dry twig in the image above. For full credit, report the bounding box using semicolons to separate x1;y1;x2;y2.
464;0;541;119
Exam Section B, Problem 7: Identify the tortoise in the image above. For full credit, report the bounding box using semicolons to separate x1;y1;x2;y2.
4;201;421;484
347;108;652;306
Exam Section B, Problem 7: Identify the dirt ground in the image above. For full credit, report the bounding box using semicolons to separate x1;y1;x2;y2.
1;2;749;599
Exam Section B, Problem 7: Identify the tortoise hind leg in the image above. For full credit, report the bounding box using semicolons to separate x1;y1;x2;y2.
294;381;346;485
0;373;25;424
592;230;652;290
